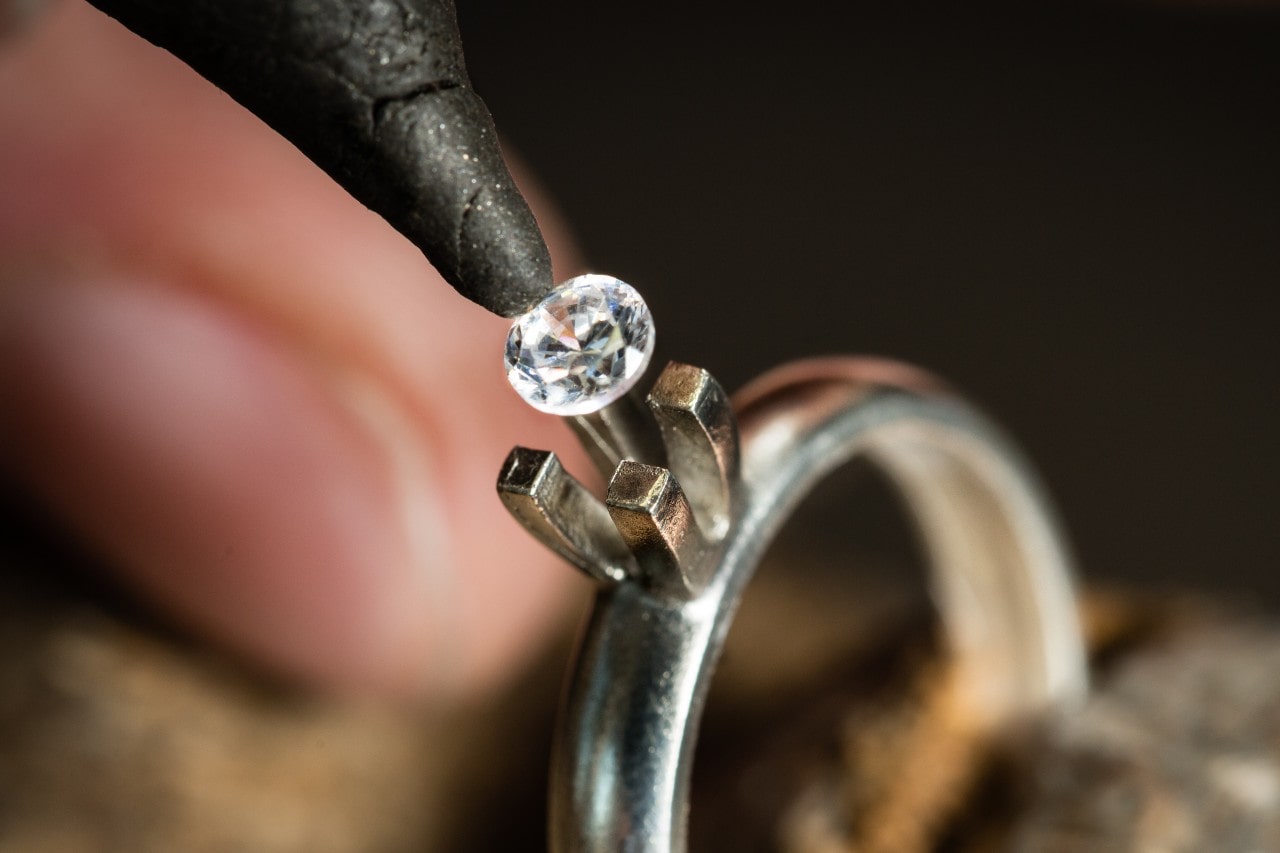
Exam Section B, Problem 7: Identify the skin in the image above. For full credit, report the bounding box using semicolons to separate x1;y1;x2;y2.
0;0;587;700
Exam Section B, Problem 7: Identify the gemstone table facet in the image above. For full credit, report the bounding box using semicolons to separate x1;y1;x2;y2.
505;274;656;416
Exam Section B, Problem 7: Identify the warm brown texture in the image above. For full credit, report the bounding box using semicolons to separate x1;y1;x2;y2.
2;526;1279;851
0;524;567;852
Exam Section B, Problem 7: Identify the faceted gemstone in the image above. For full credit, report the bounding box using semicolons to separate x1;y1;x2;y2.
505;274;655;415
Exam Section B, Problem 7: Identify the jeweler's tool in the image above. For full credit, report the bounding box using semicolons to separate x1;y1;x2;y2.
83;0;552;318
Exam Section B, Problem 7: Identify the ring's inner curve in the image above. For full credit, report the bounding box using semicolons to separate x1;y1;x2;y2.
551;359;1087;853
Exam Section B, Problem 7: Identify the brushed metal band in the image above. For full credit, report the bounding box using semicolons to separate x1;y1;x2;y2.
499;357;1086;853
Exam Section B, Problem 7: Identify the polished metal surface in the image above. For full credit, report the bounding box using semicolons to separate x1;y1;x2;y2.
569;392;667;479
499;357;1087;853
606;460;710;599
497;448;637;583
646;363;739;540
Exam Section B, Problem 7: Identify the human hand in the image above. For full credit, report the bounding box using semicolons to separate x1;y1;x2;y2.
0;1;585;699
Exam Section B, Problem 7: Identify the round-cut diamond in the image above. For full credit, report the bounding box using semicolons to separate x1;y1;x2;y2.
505;274;655;416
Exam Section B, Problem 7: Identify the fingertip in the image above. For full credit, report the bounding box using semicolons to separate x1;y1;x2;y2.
0;0;590;701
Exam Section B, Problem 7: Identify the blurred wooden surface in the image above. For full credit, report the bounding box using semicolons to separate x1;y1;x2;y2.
3;510;1279;851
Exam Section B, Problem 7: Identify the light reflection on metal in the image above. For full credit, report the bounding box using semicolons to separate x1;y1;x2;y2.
498;358;1087;853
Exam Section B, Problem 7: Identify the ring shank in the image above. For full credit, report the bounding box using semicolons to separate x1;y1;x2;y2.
551;358;1087;853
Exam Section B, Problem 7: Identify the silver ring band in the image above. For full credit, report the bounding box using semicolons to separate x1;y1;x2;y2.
500;357;1087;853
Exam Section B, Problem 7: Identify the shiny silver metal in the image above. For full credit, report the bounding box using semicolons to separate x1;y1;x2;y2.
498;357;1087;853
497;448;637;584
569;391;667;479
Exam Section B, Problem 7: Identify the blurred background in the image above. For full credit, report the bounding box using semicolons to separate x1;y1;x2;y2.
2;2;1279;851
461;0;1280;603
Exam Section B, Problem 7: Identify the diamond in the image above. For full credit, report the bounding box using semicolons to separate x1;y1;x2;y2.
505;274;656;416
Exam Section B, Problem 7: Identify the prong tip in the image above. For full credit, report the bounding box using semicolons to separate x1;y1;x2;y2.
498;446;557;495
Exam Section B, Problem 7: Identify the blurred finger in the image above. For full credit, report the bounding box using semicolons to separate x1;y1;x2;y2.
0;1;584;698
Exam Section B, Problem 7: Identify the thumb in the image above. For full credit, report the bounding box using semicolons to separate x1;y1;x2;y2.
0;1;584;698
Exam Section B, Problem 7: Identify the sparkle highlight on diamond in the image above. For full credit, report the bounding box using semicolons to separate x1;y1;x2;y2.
505;274;656;416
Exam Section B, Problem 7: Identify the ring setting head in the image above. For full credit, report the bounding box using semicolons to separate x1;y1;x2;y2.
504;274;655;416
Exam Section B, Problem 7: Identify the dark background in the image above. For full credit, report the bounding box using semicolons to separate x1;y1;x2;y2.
460;1;1280;603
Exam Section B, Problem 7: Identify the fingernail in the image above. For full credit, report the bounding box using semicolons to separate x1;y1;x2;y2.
0;276;451;695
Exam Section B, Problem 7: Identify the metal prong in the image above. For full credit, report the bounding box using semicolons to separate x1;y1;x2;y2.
606;461;709;598
647;363;740;538
569;391;667;479
498;447;637;584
